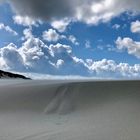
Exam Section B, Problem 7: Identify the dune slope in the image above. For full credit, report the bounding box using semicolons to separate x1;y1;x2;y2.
0;80;140;140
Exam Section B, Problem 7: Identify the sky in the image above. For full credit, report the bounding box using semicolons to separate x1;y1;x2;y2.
0;0;140;78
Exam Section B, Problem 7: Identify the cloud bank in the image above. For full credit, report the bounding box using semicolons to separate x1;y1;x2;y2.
1;28;140;78
1;0;139;25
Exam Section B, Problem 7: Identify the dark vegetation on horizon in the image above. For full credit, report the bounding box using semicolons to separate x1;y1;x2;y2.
0;70;30;79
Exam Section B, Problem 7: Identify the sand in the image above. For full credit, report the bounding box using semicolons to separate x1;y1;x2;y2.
0;79;140;140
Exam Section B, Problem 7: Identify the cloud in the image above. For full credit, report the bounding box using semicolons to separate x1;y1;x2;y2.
116;37;140;58
8;0;74;21
49;43;72;58
75;0;140;24
51;18;71;32
131;20;140;33
42;29;66;42
1;0;139;25
42;29;79;45
0;43;25;70
112;24;120;30
68;35;79;46
0;23;18;36
85;40;91;49
23;28;33;39
0;28;88;74
13;15;40;27
56;59;64;68
88;59;140;78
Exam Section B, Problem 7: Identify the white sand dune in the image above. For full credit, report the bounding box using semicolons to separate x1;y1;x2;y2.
0;80;140;140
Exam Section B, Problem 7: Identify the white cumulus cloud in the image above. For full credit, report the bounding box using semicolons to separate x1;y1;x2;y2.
131;20;140;33
116;37;140;58
42;29;66;42
0;43;25;70
13;15;40;27
51;18;71;32
1;37;140;78
1;27;140;78
88;59;140;78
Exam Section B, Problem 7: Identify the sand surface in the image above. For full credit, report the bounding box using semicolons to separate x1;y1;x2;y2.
0;79;140;140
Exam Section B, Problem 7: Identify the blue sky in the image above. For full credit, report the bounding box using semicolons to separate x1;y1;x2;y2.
0;0;140;78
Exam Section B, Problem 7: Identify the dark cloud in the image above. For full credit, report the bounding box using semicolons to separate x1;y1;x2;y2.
8;0;75;20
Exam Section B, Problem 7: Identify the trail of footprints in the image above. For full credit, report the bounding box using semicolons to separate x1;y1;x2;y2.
44;84;79;114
